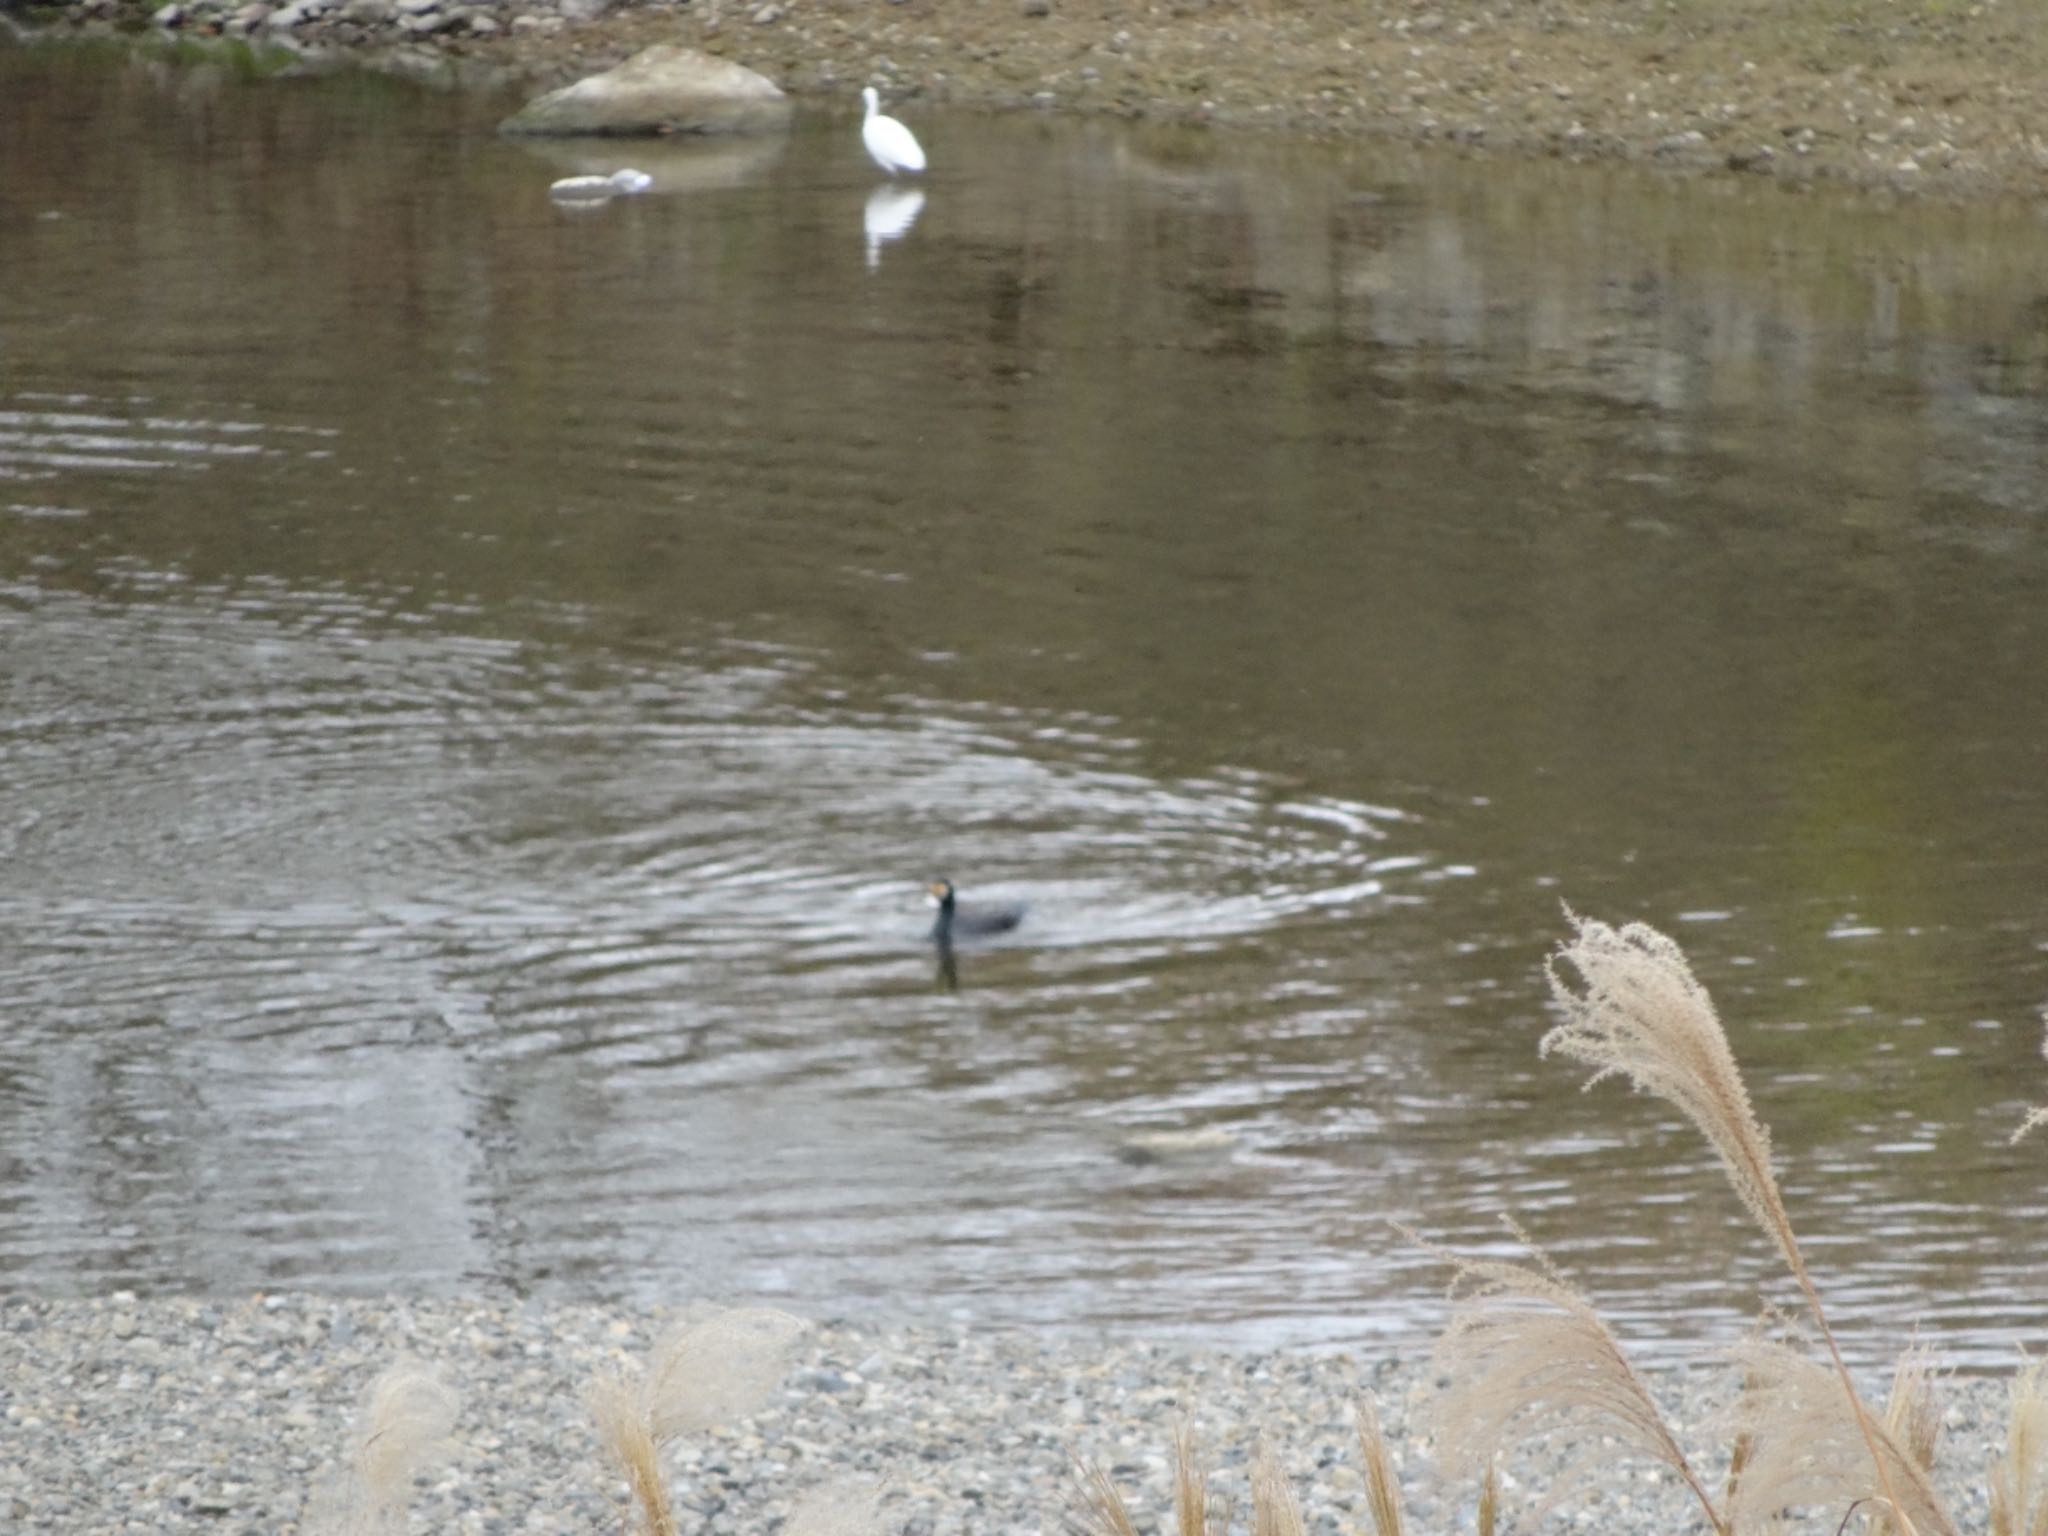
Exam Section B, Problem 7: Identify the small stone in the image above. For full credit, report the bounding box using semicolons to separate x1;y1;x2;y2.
797;1369;855;1393
750;2;782;22
1019;0;1050;15
1654;129;1709;155
264;0;331;27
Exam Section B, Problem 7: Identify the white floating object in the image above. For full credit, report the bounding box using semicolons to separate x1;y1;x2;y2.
1113;1127;1239;1167
548;168;655;202
860;85;925;177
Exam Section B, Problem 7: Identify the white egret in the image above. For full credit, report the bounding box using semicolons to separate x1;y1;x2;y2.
860;86;926;177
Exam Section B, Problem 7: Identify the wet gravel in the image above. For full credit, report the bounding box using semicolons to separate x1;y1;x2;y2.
0;1291;2020;1534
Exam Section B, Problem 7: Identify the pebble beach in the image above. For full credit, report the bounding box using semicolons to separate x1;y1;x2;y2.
22;0;2048;197
1;1291;2020;1534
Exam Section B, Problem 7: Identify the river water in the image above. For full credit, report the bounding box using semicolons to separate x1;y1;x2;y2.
3;40;2045;1368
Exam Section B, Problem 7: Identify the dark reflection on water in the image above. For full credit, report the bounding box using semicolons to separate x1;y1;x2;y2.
4;43;2048;1366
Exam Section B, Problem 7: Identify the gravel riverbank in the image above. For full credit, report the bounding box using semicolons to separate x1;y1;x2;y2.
0;1291;2020;1535
22;0;2048;199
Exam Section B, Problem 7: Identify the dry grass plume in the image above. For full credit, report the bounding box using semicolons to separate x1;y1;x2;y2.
2014;1011;2048;1145
303;1361;460;1536
588;1306;809;1536
1724;1337;1953;1536
1541;912;1931;1533
1428;1226;1727;1533
785;1477;891;1536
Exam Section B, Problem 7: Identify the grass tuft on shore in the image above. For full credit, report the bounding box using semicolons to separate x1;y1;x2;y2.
1354;1394;1406;1536
1989;1359;2048;1536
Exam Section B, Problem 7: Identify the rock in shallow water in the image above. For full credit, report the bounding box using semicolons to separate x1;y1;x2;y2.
499;44;792;136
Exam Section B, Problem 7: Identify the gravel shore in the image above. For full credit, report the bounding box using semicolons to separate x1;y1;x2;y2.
26;0;2048;199
1;1290;2018;1534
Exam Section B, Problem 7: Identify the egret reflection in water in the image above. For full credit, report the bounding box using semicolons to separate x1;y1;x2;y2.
864;184;927;270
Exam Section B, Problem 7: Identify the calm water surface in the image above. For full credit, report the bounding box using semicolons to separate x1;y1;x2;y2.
3;43;2046;1367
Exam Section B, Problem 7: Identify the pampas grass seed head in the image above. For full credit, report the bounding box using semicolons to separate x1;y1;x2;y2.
1542;914;1795;1275
1427;1226;1725;1534
305;1360;459;1536
1724;1336;1954;1536
646;1306;810;1440
786;1477;890;1536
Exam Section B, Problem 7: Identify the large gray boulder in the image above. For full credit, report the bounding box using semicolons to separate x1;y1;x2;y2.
500;45;791;136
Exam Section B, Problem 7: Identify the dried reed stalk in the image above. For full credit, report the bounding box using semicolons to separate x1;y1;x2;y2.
1249;1441;1305;1536
588;1371;677;1536
1069;1457;1142;1536
1541;913;1942;1535
1989;1359;2048;1536
2014;1011;2048;1145
1872;1347;1945;1536
1476;1461;1498;1536
1355;1394;1405;1536
1430;1232;1727;1534
1173;1420;1214;1536
1726;1338;1952;1536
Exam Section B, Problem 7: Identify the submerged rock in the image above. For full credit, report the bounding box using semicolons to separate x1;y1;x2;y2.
499;44;791;136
